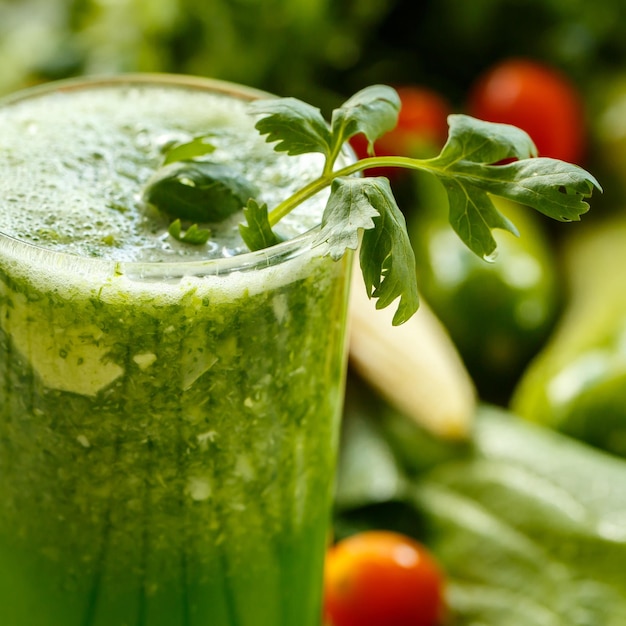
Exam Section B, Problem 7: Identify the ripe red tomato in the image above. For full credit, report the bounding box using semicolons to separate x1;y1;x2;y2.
323;530;445;626
467;58;586;164
350;86;452;177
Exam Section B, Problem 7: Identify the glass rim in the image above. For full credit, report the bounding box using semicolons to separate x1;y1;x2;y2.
0;73;351;278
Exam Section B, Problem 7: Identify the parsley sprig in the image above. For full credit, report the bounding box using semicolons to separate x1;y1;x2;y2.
143;85;600;325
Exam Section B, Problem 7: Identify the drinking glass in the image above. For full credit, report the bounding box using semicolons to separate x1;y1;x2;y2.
0;75;353;626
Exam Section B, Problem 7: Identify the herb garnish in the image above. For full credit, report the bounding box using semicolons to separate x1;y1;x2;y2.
143;85;600;325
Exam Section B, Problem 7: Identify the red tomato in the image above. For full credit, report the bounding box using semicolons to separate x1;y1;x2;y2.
323;530;445;626
467;58;586;163
350;86;452;177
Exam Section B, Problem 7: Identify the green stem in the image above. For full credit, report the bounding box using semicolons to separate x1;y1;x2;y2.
267;175;333;226
266;155;437;226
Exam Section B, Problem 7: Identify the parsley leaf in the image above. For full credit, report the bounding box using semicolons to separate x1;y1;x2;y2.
330;85;401;160
250;85;400;173
239;198;280;251
249;97;332;158
162;135;216;165
142;85;601;326
423;115;600;259
441;178;518;260
143;160;257;222
468;157;599;221
315;177;380;258
356;178;418;325
168;219;211;245
437;113;538;165
314;176;417;324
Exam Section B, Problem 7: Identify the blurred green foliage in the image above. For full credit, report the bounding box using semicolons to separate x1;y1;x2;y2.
2;0;626;110
354;0;626;97
0;0;391;108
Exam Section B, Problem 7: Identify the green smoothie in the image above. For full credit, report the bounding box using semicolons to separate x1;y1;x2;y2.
0;76;352;626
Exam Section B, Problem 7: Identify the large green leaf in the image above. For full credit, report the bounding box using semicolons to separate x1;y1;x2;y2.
413;407;626;625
